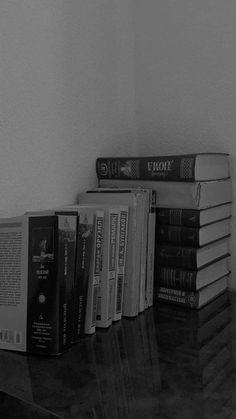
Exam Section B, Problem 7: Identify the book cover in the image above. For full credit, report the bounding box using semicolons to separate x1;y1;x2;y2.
96;153;230;182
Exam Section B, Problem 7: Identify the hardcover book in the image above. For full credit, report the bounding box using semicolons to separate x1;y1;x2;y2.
0;213;77;355
156;217;231;247
157;274;228;309
156;256;229;291
156;237;230;269
96;153;230;182
98;178;232;209
156;203;232;227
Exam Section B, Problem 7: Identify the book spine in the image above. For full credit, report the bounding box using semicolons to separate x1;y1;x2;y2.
147;212;156;307
113;208;129;321
72;213;94;342
56;213;77;350
156;225;200;246
156;244;198;269
84;211;104;334
156;208;201;227
96;155;197;181
96;210;119;328
27;216;61;355
156;266;198;291
157;287;200;308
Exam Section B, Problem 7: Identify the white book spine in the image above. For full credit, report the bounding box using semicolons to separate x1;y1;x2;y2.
113;207;129;321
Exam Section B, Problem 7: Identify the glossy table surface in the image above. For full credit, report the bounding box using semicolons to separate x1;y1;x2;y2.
0;291;235;419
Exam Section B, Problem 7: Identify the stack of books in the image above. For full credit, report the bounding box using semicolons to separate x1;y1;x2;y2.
96;152;232;308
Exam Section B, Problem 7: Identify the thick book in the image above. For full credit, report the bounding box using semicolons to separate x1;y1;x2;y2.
0;214;77;355
156;256;229;291
98;178;232;210
156;237;230;269
156;203;232;227
156;217;231;247
96;153;230;182
157;274;228;309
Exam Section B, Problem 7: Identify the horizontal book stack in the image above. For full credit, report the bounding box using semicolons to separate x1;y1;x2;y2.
96;153;232;309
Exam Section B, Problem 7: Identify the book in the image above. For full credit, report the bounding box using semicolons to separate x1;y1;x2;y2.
57;205;105;335
27;213;77;355
98;178;232;209
157;274;228;309
71;210;95;341
156;203;232;227
156;237;230;269
96;153;230;182
0;214;77;354
156;256;229;291
79;190;141;318
156;217;231;247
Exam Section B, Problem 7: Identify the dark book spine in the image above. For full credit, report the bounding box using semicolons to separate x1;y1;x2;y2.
156;225;200;246
157;287;200;308
156;208;201;227
156;266;198;291
96;155;197;181
156;244;198;269
27;216;61;355
72;215;94;342
56;213;77;351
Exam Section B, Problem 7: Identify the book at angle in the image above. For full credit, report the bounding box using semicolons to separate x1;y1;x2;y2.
156;237;230;269
156;255;229;291
156;217;231;247
96;153;230;182
156;203;232;227
79;190;142;318
157;274;229;309
99;178;232;210
0;213;77;355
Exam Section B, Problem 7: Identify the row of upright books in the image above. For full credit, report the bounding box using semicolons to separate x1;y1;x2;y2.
96;152;232;309
0;186;155;355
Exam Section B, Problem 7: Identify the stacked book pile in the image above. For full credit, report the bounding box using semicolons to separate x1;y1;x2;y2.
96;152;232;308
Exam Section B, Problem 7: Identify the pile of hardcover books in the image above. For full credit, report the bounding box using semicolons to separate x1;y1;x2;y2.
96;152;232;309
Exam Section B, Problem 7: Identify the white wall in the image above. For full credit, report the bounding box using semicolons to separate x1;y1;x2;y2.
0;0;136;217
134;0;236;288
